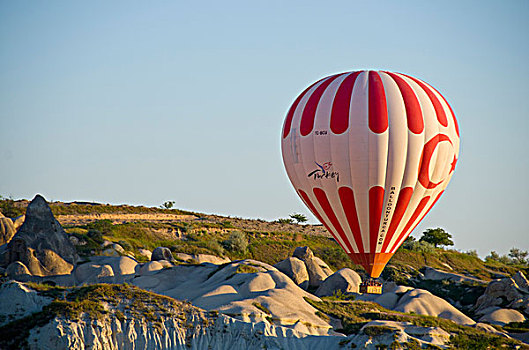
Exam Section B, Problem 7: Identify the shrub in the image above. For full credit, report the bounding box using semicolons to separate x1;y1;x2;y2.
465;250;479;258
204;240;225;256
87;220;114;235
276;218;294;224
87;229;104;245
403;239;436;253
222;231;248;254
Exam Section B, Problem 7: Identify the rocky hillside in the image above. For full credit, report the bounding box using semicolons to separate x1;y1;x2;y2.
1;195;529;349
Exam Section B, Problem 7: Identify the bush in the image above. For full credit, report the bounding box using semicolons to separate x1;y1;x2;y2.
509;248;529;266
222;231;248;254
276;218;294;224
203;240;225;257
465;250;479;258
87;230;104;245
402;239;436;253
87;220;113;235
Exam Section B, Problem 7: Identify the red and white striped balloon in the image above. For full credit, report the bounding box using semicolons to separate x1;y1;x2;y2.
281;70;460;278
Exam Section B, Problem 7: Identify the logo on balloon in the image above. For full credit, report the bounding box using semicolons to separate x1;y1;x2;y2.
307;162;340;182
418;134;457;189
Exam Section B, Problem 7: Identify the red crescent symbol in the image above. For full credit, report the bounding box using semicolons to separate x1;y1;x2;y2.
418;134;453;189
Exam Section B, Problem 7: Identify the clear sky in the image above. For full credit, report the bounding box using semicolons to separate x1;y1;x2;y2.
1;1;528;257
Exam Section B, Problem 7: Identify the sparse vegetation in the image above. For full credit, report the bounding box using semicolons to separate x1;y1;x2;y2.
362;325;394;336
252;302;272;315
0;195;26;217
235;264;259;274
303;298;526;348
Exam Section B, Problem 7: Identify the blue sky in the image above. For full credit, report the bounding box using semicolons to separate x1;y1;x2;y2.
1;1;528;256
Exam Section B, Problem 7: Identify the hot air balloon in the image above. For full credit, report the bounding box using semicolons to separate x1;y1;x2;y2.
281;70;459;292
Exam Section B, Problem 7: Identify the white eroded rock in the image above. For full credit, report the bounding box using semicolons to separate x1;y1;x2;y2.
26;312;341;350
393;289;476;326
474;322;511;338
314;257;334;276
315;268;362;296
130;259;333;335
474;273;529;315
479;308;526;326
138;261;165;275
422;266;486;284
348;320;452;349
373;292;400;310
137;248;152;260
0;281;53;326
175;252;230;265
74;263;114;284
273;257;309;290
292;246;332;288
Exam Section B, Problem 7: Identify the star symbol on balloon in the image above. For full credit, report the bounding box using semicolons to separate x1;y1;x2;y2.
450;156;457;173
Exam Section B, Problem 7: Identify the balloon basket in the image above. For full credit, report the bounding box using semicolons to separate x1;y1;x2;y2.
359;279;383;294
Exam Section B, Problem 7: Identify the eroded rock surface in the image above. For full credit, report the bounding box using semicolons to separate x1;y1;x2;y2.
175;253;230;265
393;289;476;326
292;246;332;288
133;259;332;335
6;195;78;276
0;217;16;245
474;272;529;315
273;257;309;290
151;246;176;263
315;268;362;296
0;281;53;326
478;308;526;326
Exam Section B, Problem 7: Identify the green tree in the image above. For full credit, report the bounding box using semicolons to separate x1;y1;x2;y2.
508;248;528;265
486;251;511;264
289;213;308;224
161;201;175;210
419;228;454;248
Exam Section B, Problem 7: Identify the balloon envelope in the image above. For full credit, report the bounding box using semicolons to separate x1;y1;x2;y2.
281;70;460;278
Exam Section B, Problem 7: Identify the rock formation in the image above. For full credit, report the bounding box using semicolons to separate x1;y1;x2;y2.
11;214;26;231
292;246;332;288
273;257;309;290
393;289;476;326
0;216;16;245
175;252;230;265
6;195;79;276
474;272;529;315
133;259;331;335
315;268;362;296
0;281;53;326
478;308;526;326
151;246;176;263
